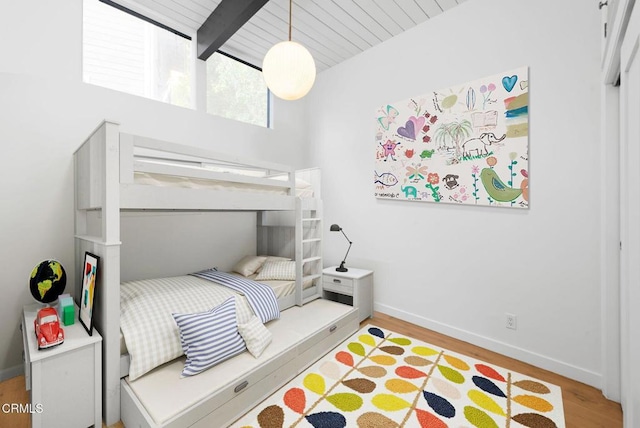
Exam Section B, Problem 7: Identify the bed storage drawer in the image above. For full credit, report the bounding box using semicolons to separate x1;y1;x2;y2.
181;349;296;427
295;309;359;373
121;347;299;428
207;309;358;427
296;307;358;356
190;358;301;428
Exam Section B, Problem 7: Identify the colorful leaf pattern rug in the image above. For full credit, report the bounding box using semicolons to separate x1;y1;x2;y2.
233;325;565;428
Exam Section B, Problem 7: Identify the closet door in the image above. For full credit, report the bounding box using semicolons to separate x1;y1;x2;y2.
620;3;640;425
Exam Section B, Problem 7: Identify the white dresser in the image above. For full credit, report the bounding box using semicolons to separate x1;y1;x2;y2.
21;304;102;428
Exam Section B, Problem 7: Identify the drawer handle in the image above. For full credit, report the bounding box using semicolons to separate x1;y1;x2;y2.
333;279;341;284
329;324;337;333
234;380;249;393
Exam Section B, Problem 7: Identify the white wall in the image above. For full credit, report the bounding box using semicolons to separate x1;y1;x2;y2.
0;0;309;375
310;0;603;387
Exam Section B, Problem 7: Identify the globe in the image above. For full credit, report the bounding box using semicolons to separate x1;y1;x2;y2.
29;260;67;304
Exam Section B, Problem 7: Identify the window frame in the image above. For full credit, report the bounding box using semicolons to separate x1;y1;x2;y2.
83;0;271;127
98;0;192;41
83;0;196;108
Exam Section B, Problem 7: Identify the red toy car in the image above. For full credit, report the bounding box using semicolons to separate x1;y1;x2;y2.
34;307;64;349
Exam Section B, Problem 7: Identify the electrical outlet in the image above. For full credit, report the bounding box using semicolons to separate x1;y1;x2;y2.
506;313;517;330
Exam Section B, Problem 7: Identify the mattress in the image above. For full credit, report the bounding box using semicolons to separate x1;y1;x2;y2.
120;274;260;381
119;274;312;356
123;299;356;426
134;172;314;198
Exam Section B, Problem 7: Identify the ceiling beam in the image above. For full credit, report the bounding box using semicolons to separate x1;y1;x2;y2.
197;0;270;61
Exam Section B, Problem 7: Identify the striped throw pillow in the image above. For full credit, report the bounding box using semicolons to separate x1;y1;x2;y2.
172;297;246;377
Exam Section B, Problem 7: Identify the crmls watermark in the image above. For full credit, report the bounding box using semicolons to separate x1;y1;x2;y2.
2;403;44;414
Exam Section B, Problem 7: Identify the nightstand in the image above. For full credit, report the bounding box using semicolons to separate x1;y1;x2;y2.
21;304;102;428
322;267;373;322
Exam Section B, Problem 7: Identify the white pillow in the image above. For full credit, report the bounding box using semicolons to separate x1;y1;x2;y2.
255;256;291;273
255;260;296;281
232;255;267;277
238;316;272;358
172;297;246;377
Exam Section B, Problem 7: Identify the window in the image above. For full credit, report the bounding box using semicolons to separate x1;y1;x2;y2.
83;1;270;125
83;0;192;108
206;53;270;127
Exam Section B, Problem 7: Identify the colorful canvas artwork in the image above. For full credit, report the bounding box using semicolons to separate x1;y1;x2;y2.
374;67;529;208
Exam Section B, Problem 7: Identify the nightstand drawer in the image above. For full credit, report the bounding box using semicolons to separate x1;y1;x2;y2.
323;276;354;295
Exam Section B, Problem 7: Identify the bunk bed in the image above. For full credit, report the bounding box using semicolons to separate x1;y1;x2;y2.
73;121;359;427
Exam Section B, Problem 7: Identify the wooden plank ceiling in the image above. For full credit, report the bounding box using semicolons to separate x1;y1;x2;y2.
111;0;467;71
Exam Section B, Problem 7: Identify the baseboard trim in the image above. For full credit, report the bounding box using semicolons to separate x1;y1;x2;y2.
0;364;24;383
375;302;601;389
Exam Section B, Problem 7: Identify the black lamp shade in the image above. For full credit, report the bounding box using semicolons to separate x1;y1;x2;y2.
330;224;341;232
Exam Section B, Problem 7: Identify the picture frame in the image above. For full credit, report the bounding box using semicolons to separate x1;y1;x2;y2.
79;252;99;336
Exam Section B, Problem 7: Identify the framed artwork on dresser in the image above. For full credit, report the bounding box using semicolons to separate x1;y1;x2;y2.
79;252;99;336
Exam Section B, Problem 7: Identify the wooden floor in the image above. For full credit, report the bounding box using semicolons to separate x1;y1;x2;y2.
0;311;622;428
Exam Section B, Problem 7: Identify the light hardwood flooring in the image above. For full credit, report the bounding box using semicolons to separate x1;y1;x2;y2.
0;311;622;427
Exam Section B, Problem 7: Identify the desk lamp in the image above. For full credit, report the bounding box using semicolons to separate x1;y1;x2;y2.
330;224;352;272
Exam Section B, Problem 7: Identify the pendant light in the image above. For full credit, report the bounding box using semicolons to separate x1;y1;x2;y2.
262;0;316;100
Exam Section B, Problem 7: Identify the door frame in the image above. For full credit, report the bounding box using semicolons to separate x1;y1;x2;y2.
600;0;635;404
600;81;621;402
619;2;640;424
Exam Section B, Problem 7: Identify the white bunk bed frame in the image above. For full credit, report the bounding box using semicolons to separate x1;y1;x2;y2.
74;121;355;426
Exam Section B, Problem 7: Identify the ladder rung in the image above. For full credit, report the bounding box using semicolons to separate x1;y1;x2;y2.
302;238;321;243
302;218;322;222
302;256;322;263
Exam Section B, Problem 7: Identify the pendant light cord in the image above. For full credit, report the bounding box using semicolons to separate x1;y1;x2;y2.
288;0;292;41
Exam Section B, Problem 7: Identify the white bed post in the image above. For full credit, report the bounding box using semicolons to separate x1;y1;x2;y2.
295;199;304;306
74;120;122;426
257;211;266;257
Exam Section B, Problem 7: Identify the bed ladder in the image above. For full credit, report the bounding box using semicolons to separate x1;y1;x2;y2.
295;198;323;306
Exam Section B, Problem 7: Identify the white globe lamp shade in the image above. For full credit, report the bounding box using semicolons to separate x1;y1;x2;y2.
262;41;316;101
